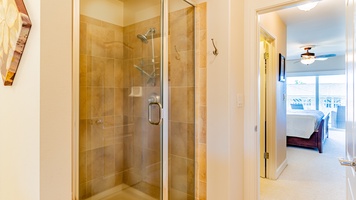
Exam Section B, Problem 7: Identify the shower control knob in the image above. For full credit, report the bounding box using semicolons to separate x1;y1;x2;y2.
148;93;160;103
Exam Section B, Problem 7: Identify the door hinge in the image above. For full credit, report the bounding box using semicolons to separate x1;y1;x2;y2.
264;152;269;159
264;52;269;60
264;52;268;74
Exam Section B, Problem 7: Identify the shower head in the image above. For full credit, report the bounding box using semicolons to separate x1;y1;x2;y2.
137;28;155;43
137;34;149;43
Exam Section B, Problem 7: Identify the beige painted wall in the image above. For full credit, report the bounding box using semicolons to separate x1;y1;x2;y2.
40;0;73;199
81;0;124;26
0;0;72;199
0;0;40;199
260;12;287;178
202;0;245;199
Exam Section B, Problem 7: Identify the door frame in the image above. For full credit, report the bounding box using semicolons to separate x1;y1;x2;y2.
259;37;267;178
259;29;277;179
345;0;355;199
244;0;308;199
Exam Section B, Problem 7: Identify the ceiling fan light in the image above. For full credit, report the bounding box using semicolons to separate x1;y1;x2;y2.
301;57;315;65
298;2;318;11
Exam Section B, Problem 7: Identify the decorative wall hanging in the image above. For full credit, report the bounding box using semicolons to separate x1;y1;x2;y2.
279;53;286;82
0;0;32;86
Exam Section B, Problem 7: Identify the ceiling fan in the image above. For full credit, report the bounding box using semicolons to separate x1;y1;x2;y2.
299;46;336;65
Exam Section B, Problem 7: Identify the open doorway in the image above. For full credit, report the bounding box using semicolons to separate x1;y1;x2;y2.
257;0;346;199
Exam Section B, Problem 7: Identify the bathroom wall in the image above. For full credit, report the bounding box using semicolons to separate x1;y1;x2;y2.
0;0;41;199
0;0;73;199
168;5;195;200
79;15;126;198
41;0;73;198
81;0;124;26
79;14;163;199
201;0;245;199
122;15;162;198
195;3;207;200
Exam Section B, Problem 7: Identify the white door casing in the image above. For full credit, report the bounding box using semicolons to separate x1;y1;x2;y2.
345;0;356;199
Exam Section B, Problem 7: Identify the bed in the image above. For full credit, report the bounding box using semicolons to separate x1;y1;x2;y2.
286;110;330;153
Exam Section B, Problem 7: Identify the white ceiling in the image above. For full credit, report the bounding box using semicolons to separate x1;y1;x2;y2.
276;0;345;61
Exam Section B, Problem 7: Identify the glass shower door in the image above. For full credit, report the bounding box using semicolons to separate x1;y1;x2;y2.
76;0;196;199
78;0;163;199
168;0;195;199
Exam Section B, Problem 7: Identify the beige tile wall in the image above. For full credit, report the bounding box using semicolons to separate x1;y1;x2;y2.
195;3;207;200
168;6;196;200
79;15;127;199
123;16;162;199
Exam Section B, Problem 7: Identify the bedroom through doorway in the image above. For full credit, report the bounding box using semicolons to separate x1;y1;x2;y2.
258;0;346;199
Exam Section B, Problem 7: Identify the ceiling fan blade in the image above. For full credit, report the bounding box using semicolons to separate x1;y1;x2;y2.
286;58;300;64
316;53;336;58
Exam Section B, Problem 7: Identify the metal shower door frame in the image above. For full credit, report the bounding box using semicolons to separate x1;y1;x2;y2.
71;0;196;199
161;0;196;199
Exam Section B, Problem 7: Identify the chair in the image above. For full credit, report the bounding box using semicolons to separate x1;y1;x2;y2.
336;106;345;129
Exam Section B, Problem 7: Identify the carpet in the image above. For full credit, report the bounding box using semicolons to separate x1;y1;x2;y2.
260;129;346;200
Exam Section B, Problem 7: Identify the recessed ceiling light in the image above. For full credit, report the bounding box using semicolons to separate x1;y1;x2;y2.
298;2;318;11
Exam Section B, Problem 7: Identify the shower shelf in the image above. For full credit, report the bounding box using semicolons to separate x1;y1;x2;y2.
129;86;142;97
134;64;156;79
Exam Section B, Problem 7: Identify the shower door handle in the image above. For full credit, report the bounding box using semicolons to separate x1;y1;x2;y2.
148;102;162;125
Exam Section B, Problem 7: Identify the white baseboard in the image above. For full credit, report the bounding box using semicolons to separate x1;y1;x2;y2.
275;158;288;179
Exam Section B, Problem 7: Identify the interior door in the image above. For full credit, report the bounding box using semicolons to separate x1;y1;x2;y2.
344;0;356;199
260;39;267;178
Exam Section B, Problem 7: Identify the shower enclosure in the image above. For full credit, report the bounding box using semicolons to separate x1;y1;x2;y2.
75;0;196;199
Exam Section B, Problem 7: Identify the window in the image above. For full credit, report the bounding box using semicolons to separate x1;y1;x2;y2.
319;75;346;114
286;75;346;128
286;76;316;110
287;75;346;112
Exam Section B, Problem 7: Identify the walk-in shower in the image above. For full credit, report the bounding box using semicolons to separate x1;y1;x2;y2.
75;0;197;199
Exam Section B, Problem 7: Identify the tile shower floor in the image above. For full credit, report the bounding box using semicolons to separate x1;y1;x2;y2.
101;188;156;200
85;185;157;200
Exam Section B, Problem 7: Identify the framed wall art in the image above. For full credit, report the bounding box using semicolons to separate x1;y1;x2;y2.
0;0;32;86
279;53;286;82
